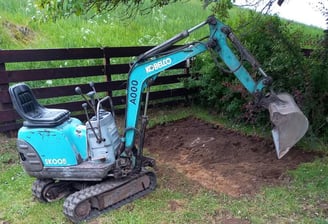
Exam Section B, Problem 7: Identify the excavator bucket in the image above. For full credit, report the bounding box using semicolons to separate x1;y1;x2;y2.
268;93;309;159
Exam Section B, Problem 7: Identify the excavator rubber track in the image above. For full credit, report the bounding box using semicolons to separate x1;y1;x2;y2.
63;170;156;223
32;179;73;202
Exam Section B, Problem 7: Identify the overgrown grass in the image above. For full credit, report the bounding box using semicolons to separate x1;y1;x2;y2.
0;0;213;50
0;0;322;50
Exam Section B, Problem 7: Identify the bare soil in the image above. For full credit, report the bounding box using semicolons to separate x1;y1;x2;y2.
145;116;317;197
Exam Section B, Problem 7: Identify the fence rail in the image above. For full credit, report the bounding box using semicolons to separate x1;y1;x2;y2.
0;46;191;132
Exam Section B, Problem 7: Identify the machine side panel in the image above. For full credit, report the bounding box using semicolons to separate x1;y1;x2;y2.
17;118;86;167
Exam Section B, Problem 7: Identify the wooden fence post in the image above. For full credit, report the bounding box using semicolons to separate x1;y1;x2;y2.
0;62;10;111
103;47;113;98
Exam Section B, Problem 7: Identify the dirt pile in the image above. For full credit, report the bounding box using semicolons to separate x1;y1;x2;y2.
145;117;317;197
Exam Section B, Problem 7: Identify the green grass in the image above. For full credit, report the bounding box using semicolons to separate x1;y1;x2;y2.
224;158;328;223
1;0;323;50
0;0;213;50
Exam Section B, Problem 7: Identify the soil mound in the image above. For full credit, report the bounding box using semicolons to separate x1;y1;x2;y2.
145;117;317;197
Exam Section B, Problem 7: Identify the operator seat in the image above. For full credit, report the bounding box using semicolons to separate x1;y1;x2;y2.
9;83;70;127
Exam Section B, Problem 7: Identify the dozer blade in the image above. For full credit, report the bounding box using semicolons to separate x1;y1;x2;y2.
268;93;309;159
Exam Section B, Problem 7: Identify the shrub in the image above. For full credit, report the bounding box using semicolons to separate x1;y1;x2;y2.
187;12;327;143
306;31;328;141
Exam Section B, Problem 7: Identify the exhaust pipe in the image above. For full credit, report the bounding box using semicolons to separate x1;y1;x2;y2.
268;93;309;159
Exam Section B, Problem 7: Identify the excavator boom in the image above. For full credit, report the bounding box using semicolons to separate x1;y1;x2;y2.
124;15;308;158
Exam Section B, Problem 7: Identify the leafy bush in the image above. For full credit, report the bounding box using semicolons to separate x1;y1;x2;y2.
186;53;253;118
306;32;328;141
187;11;327;142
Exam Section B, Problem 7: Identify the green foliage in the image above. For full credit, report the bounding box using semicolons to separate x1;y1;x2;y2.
186;52;249;118
0;0;212;49
33;0;236;22
33;0;183;21
240;16;306;90
305;32;328;141
207;0;234;22
187;10;327;143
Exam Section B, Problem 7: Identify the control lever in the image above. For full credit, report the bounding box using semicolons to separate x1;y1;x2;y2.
75;86;96;115
89;82;101;104
82;103;89;118
82;102;101;143
87;91;96;112
89;82;116;119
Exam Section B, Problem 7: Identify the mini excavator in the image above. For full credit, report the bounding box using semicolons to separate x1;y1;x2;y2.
9;15;308;222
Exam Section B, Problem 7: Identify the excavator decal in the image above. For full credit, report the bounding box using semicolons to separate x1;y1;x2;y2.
145;57;172;73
